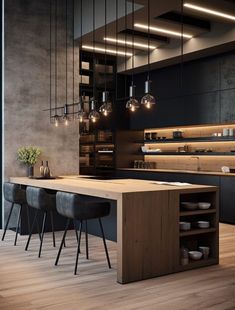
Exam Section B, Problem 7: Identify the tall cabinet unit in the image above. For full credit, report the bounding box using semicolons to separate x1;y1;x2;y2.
79;51;117;175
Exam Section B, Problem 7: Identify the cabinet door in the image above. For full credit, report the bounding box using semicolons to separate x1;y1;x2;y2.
220;177;235;224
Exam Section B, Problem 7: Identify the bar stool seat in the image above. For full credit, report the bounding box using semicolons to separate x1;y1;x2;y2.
2;182;30;245
25;186;57;257
55;191;111;275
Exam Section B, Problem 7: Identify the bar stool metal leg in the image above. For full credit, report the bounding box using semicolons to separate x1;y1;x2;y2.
50;211;56;247
74;220;79;243
14;204;22;246
38;211;47;258
98;218;111;269
74;220;83;275
25;209;39;251
85;220;89;259
26;205;31;234
55;218;71;266
2;202;14;241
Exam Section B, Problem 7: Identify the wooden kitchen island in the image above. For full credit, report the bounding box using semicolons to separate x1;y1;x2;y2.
10;176;219;284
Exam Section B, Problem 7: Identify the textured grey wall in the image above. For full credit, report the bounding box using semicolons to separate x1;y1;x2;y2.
4;0;80;226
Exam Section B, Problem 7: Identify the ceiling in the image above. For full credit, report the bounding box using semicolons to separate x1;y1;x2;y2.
74;0;235;73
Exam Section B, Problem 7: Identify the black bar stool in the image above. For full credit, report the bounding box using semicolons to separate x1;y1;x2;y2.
55;191;111;275
25;186;57;257
2;182;30;245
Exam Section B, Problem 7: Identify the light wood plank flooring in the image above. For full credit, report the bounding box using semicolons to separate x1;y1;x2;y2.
0;223;235;310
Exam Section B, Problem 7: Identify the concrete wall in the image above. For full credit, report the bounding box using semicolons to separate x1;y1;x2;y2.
3;0;80;226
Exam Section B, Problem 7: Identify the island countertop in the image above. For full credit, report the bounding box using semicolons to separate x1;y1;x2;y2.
9;176;217;199
10;175;219;284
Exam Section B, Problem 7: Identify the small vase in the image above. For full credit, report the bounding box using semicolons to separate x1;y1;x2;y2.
28;165;34;177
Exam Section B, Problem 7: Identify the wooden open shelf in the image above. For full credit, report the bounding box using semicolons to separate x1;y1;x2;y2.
177;257;218;272
180;228;216;237
180;209;216;216
141;136;235;144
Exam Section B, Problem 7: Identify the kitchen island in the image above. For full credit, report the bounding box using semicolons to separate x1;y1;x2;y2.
10;176;219;284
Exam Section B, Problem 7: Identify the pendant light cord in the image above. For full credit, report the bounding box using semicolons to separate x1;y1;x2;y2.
72;0;75;115
104;0;107;94
65;0;68;107
50;0;52;120
55;0;57;112
93;0;96;100
132;0;134;87
115;0;118;100
180;0;184;91
80;0;83;88
147;0;150;81
124;0;127;98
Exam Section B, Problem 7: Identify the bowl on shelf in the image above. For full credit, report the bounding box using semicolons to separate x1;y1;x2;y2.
198;246;210;259
179;221;191;231
197;221;210;229
181;202;198;210
198;202;211;210
189;251;203;261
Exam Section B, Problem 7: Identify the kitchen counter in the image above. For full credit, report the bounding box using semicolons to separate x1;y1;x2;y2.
118;168;235;176
10;176;219;284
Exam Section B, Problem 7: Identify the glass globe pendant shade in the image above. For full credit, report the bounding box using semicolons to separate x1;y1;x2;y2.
141;80;156;109
126;98;140;112
99;91;112;116
54;114;59;127
126;84;140;112
62;104;69;126
77;99;87;123
89;98;100;123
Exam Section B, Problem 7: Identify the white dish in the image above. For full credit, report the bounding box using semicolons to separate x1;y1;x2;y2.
189;251;203;260
179;221;191;231
181;202;198;210
198;202;211;210
197;221;210;229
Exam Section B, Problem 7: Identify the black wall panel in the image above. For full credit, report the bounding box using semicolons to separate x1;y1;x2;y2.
129;51;235;130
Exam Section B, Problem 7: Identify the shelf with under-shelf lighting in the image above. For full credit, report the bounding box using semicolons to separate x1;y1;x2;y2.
140;136;235;144
141;152;235;156
180;209;216;216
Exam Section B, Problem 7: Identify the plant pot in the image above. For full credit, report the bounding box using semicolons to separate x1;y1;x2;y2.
28;165;34;177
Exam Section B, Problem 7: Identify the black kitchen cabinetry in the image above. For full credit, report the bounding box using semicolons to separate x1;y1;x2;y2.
220;177;235;224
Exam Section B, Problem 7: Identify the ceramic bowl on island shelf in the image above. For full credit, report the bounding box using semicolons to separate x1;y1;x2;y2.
189;251;203;261
198;202;211;210
181;202;198;210
197;221;210;229
179;221;191;231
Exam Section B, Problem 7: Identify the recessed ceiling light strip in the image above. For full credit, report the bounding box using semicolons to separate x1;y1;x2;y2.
82;45;133;56
184;2;235;21
134;23;193;38
103;37;157;49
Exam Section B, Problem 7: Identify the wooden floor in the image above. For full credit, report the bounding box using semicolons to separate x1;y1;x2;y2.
0;224;235;310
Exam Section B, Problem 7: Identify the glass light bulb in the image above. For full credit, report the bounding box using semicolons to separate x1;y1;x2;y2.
99;102;112;116
89;110;100;123
55;119;59;127
141;93;156;109
77;110;87;123
126;98;140;112
65;118;69;126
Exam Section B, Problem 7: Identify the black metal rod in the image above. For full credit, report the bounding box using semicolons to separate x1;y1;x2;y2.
98;218;111;269
55;218;71;266
2;202;14;241
74;220;83;275
85;220;89;259
14;204;22;246
25;209;39;251
50;211;56;247
38;211;47;258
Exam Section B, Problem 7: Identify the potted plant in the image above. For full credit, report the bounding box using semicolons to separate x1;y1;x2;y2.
17;146;42;177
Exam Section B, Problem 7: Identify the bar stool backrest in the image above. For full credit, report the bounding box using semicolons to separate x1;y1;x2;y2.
56;191;110;220
26;186;56;211
4;182;26;204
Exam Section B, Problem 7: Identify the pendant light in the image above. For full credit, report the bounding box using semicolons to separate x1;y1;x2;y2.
53;0;60;126
62;0;69;126
141;0;156;109
77;0;87;123
99;0;112;116
89;0;100;123
126;0;140;112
